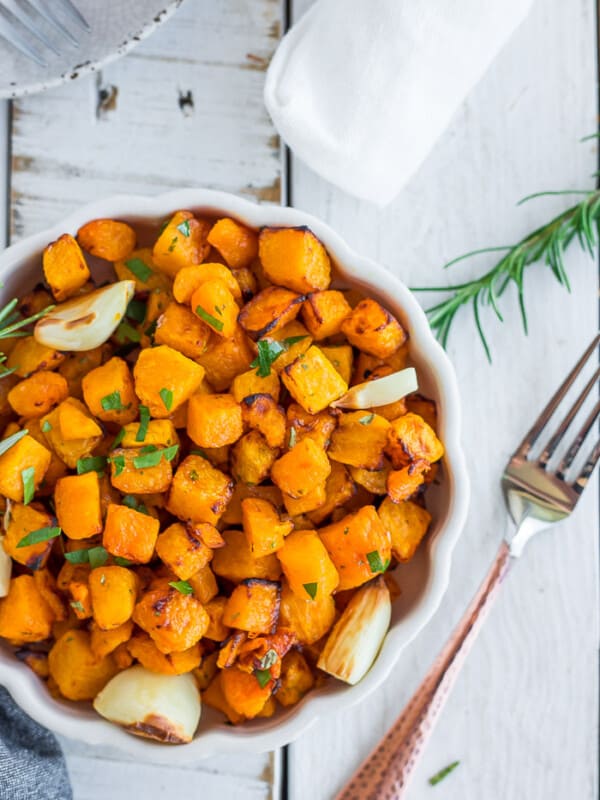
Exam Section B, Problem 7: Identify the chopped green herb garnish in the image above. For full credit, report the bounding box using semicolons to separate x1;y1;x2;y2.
288;427;297;448
65;546;108;568
133;444;178;469
429;761;460;786
113;428;126;448
0;429;28;457
366;550;390;574
259;649;278;670
70;601;85;614
125;257;153;283
250;336;308;377
114;322;141;345
21;467;35;505
114;556;133;566
41;420;52;433
189;470;199;481
254;668;272;689
122;494;149;515
17;526;61;548
190;449;208;458
136;405;150;442
359;413;375;425
196;306;224;333
158;219;169;235
77;456;107;475
101;390;125;412
169;580;193;595
168;236;178;252
126;298;147;323
176;220;191;237
145;320;158;339
159;387;173;411
64;549;91;564
303;582;318;600
110;455;126;476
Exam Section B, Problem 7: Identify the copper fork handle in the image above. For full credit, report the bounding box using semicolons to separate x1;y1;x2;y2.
335;540;513;800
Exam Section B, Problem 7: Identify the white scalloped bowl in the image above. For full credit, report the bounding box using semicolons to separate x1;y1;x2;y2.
0;189;469;759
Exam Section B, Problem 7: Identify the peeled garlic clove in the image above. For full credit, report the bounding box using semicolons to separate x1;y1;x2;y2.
330;367;418;410
0;538;11;598
93;665;201;744
317;576;391;685
34;280;135;352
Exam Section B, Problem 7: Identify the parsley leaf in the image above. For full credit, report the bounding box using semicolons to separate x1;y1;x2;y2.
114;322;141;344
101;391;125;412
429;761;460;786
250;336;308;377
169;580;193;595
303;582;318;600
65;546;108;568
121;494;149;515
125;257;153;283
159;387;173;411
288;427;297;448
126;298;147;323
196;306;224;333
0;429;28;457
110;454;126;476
133;444;178;469
21;467;35;504
17;526;61;548
366;550;390;574
254;668;272;689
113;428;126;448
359;413;375;425
41;420;52;433
259;649;278;670
114;556;133;566
136;405;150;442
70;600;85;614
77;456;107;475
176;220;191;237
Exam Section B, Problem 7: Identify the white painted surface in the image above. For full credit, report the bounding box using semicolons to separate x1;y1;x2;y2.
1;0;598;797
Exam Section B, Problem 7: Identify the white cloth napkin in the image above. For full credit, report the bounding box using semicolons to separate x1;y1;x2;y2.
264;0;533;206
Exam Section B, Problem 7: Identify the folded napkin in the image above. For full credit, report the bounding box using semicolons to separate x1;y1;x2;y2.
264;0;533;206
0;688;71;800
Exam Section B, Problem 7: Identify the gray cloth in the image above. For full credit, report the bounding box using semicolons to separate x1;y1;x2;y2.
0;688;72;800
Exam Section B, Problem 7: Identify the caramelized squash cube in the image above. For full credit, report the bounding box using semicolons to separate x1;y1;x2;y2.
48;629;118;700
121;419;178;449
378;497;432;561
211;529;281;583
301;290;352;340
221;483;284;526
207;218;258;270
286;403;337;450
187;393;243;448
386;462;429;503
282;346;347;414
82;356;139;425
231;430;278;486
43;233;90;301
191;278;238;339
77;219;136;262
0;433;51;502
155;522;213;580
241;394;286;448
385;412;444;468
307;462;356;525
341;298;407;358
195;325;254;392
263;320;312;373
319;345;353;385
282;483;327;516
271;437;331;499
187;564;219;605
133;345;205;418
41;398;102;468
90;620;133;659
276;650;315;706
3;503;55;569
6;337;64;378
7;371;68;418
173;262;242;304
89;566;138;630
259;227;331;293
238;286;304;340
133;582;209;653
167;455;233;525
109;447;173;495
114;247;171;293
202;672;245;724
278;529;339;599
221;666;274;719
405;394;438;432
241;497;293;557
152;211;211;277
328;411;390;470
279;580;336;645
103;503;160;564
154;301;210;360
0;575;55;644
232;368;280;403
55;472;102;540
223;579;281;634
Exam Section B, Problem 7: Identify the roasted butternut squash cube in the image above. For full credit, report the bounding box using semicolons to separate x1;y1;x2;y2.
167;455;233;525
259;227;331;293
89;566;138;630
133;345;205;418
350;464;390;495
114;247;171;293
187;564;219;605
385;412;444;468
152;211;211;277
319;505;391;591
202;672;245;724
3;503;55;569
68;580;93;620
231;430;278;486
286;403;337;451
301;291;352;341
31;571;65;625
191;278;238;339
212;529;281;583
155;522;213;580
48;629;118;701
41;399;102;468
223;579;281;635
56;397;102;440
0;433;51;502
173;262;242;304
109;447;174;494
207;218;258;270
242;497;293;557
82;356;138;426
238;286;304;340
276;650;315;706
231;368;280;403
127;633;201;674
195;325;254;391
282;346;347;414
7;371;68;418
121;419;178;449
378;497;431;561
187;393;243;448
0;575;55;644
221;665;274;719
386;462;429;503
43;233;90;301
341;298;407;358
203;596;230;641
319;345;353;386
241;394;286;448
154;301;210;360
90;619;133;659
282;483;327;516
277;529;339;600
6;337;64;378
264;321;313;373
55;472;102;540
271;437;331;499
405;394;438;432
328;411;390;470
77;219;136;261
133;582;209;653
279;580;336;645
307;462;356;525
221;483;284;526
103;503;160;564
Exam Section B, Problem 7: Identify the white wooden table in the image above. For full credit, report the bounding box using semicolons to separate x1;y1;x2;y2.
1;1;598;797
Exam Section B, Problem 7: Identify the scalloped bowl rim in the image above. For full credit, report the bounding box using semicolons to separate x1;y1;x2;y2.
0;189;470;760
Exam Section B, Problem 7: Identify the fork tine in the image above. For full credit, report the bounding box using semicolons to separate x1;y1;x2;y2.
538;365;600;466
556;397;600;479
572;437;600;494
516;333;600;457
0;2;59;55
18;0;79;46
55;0;89;32
0;12;46;65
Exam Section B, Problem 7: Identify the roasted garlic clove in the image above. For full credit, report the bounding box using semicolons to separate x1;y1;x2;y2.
317;576;391;685
93;665;201;744
34;280;135;352
0;538;11;598
330;367;418;410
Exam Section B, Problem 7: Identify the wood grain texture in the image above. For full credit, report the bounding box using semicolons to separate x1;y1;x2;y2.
288;0;599;798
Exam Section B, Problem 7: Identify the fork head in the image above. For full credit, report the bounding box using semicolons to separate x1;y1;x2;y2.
502;334;600;548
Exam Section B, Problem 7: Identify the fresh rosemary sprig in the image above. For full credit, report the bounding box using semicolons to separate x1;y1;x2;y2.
412;188;600;362
0;297;54;377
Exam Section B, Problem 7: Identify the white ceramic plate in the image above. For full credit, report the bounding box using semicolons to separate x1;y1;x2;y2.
0;189;470;758
0;0;183;99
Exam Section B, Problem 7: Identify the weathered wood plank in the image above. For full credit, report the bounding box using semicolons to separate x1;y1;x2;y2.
288;0;599;798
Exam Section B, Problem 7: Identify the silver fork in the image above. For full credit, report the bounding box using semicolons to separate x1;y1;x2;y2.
0;0;89;67
337;334;600;800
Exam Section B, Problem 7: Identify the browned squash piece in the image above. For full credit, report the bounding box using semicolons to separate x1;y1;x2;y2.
7;371;68;418
202;672;245;724
211;529;282;583
276;650;315;706
90;620;134;659
167;455;233;525
241;394;286;448
154;302;210;360
191;278;238;339
6;337;65;378
48;629;118;700
2;503;55;569
263;321;312;373
278;580;336;645
350;464;390;495
195;325;254;392
221;666;274;719
127;633;201;674
282;346;347;414
155;522;213;580
33;569;67;621
133;581;209;654
319;505;392;591
271;437;331;499
0;575;55;644
61;347;111;400
0;433;51;502
307;462;356;525
203;596;230;641
41;398;102;469
386;461;430;503
187;393;243;448
187;565;219;604
221;483;284;526
102;503;160;564
81;356;139;425
341;298;407;358
282;483;327;516
319;345;353;385
241;497;293;557
42;233;90;301
207;217;258;270
55;471;102;540
77;219;136;261
405;394;438;432
385;412;444;468
152;211;211;277
109;447;174;495
230;430;278;486
286;403;337;451
301;290;352;341
89;566;138;630
238;286;305;340
172;263;242;304
133;345;205;418
378;496;432;561
259;227;331;293
277;529;338;600
328;411;390;470
223;579;281;634
121;419;178;449
231;368;280;403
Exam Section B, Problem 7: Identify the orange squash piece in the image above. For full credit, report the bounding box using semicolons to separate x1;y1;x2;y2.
81;356;139;425
102;503;160;564
89;566;138;630
133;345;205;418
90;620;134;659
48;629;118;701
282;346;347;414
341;298;407;358
152;211;211;277
271;437;331;499
230;430;278;486
42;233;90;301
212;529;282;583
207;217;258;269
154;301;211;360
238;286;305;340
278;580;336;645
0;433;51;502
241;497;293;557
155;522;213;580
241;394;286;448
277;529;339;600
187;393;243;448
220;666;274;719
195;325;254;392
258;227;331;293
167;455;233;525
109;447;173;495
6;337;64;378
55;471;102;540
191;278;238;339
223;579;281;634
328;411;390;470
77;219;136;261
378;496;432;561
133;582;209;653
7;371;69;418
2;503;55;570
385;412;444;468
0;575;55;644
301;290;352;341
